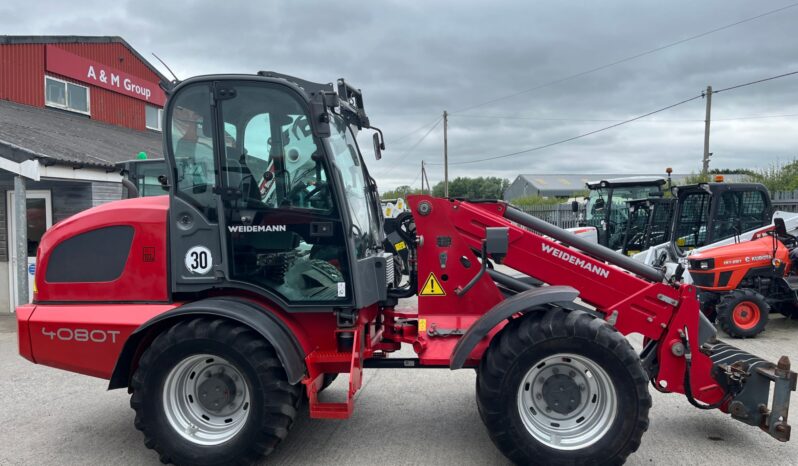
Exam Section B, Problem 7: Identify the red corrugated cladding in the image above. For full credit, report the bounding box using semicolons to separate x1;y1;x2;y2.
0;44;45;107
0;41;163;131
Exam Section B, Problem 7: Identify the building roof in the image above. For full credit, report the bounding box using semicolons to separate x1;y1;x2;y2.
0;99;162;169
0;35;169;84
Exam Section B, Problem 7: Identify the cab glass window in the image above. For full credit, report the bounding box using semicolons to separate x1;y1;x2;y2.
169;84;217;221
220;84;348;304
674;191;710;248
328;115;379;258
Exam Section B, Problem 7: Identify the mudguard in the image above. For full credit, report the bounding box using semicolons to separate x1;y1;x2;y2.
449;286;580;370
108;297;306;389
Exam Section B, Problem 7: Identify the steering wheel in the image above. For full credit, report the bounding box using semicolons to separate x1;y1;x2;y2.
305;181;328;201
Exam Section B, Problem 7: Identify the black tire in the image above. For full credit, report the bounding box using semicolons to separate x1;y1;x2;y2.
477;309;650;466
715;289;770;338
130;318;302;465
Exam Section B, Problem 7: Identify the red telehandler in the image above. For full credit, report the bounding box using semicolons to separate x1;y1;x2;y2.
15;72;797;465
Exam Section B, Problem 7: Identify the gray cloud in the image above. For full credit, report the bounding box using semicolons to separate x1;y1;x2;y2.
3;0;797;190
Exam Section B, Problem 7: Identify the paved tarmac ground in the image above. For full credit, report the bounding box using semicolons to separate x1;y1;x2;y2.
2;310;798;465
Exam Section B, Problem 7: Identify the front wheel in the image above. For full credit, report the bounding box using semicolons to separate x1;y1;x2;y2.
715;289;769;338
477;309;650;465
130;318;301;465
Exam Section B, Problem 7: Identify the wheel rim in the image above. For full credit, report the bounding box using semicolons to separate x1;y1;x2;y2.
517;353;618;451
732;301;760;330
162;354;251;445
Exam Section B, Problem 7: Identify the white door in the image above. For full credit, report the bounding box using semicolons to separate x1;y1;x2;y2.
7;190;52;311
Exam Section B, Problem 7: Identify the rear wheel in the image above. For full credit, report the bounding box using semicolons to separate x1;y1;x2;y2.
130;318;301;465
716;289;769;338
477;309;650;465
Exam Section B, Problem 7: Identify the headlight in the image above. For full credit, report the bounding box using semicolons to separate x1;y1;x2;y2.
689;258;714;270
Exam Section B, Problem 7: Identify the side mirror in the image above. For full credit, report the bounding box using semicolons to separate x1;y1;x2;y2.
370;126;385;160
571;200;579;213
158;174;170;191
372;132;383;160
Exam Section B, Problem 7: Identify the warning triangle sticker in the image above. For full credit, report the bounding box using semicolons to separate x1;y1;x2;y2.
420;273;446;296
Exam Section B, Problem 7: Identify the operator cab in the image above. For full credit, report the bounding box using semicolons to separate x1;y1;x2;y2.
669;182;771;257
116;158;168;198
620;197;675;256
581;176;666;250
164;73;391;310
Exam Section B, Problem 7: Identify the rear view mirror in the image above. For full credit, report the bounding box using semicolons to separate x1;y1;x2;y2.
594;198;605;211
372;132;383;160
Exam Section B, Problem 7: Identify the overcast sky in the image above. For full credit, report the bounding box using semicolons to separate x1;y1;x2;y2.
2;0;798;189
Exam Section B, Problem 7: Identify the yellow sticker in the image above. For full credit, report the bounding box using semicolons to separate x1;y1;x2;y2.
420;272;446;296
395;241;406;251
418;318;427;332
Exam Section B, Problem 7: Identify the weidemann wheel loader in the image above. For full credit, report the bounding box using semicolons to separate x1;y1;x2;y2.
15;72;797;465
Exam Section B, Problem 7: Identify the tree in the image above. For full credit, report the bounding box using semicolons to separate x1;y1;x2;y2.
381;185;422;199
431;176;510;199
746;159;798;193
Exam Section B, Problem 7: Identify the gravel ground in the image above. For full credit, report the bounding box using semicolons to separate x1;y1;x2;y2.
1;309;797;465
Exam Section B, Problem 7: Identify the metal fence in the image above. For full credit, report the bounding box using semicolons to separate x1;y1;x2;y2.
515;204;582;229
772;190;798;213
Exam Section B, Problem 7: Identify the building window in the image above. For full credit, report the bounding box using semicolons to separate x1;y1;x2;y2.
44;76;90;115
146;105;163;131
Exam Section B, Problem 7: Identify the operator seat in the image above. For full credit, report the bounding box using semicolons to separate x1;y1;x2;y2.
224;149;262;207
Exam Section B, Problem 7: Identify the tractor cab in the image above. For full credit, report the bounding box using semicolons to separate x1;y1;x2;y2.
620;196;676;256
164;73;393;309
116;157;168;198
669;182;772;257
580;176;666;250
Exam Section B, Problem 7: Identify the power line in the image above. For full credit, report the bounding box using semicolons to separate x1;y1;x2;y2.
430;94;704;166
451;2;798;114
389;117;444;146
376;118;442;177
713;69;798;93
450;113;798;122
435;68;798;167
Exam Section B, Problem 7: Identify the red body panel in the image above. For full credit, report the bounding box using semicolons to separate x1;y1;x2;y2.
35;196;169;303
16;304;36;363
689;236;789;291
26;303;178;379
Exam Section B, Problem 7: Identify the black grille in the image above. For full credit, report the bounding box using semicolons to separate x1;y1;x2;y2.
691;272;715;288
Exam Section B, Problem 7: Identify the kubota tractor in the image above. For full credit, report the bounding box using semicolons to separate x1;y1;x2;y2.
14;72;798;465
689;217;798;338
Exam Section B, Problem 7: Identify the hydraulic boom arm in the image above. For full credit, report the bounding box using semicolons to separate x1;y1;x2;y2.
408;196;795;441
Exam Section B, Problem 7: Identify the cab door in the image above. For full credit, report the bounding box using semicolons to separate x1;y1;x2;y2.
215;83;354;308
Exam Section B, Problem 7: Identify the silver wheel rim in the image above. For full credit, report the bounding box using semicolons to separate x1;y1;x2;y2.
517;353;617;450
163;354;251;445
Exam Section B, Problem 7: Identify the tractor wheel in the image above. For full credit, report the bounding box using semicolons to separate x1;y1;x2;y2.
477;309;650;465
715;289;770;338
130;318;301;465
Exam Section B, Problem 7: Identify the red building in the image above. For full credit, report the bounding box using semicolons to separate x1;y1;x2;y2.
0;36;167;312
0;35;166;131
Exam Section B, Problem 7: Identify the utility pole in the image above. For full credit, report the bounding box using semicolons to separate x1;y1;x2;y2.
443;110;449;197
702;85;712;176
421;161;431;194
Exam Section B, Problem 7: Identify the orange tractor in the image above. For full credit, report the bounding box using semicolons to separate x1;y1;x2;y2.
689;218;798;337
